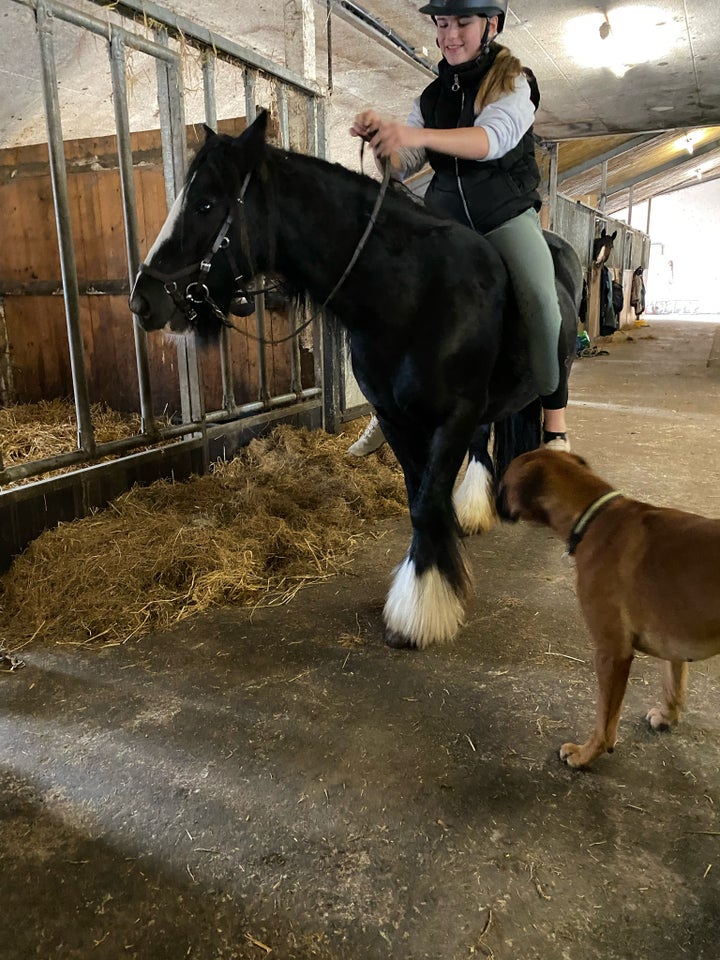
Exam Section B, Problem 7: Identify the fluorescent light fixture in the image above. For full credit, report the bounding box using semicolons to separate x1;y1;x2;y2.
675;130;702;155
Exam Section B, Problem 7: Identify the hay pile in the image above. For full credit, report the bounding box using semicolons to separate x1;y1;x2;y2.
0;399;146;463
0;422;406;648
0;399;170;485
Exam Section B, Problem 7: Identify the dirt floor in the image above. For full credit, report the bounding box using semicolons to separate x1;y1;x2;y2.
2;317;720;960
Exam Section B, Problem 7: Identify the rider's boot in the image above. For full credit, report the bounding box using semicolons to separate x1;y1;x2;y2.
348;415;386;456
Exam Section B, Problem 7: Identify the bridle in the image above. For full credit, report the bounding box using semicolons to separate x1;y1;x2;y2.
137;150;392;344
137;171;258;328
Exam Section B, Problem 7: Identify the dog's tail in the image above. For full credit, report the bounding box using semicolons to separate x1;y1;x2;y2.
491;397;542;486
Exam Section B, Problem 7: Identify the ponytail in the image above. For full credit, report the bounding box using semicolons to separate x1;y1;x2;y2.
474;43;524;114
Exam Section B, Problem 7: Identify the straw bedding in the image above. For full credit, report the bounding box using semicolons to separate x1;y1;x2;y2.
0;399;148;463
0;420;406;648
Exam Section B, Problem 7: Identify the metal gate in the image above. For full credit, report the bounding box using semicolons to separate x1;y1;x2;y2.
0;0;367;569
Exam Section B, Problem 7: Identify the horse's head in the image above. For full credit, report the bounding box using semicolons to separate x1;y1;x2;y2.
592;228;617;267
129;111;270;337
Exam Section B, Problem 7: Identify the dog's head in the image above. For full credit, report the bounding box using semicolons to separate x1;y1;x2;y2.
497;450;591;529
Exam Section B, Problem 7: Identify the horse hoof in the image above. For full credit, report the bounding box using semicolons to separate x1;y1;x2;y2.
384;629;417;650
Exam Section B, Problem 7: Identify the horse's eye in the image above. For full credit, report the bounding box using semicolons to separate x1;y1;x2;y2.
196;200;213;215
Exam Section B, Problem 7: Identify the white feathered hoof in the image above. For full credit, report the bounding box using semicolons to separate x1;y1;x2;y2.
383;555;467;650
453;459;496;536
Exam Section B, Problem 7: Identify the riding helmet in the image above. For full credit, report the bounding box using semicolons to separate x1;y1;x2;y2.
418;0;507;32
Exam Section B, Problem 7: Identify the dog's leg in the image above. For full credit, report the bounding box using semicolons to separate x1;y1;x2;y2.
646;660;688;730
560;640;633;769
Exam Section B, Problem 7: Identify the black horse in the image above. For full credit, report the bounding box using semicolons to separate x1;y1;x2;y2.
130;111;582;651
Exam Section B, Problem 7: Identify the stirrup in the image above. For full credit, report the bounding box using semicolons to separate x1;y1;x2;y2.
348;415;386;456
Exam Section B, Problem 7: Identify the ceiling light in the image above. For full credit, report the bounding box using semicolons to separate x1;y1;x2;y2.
675;130;702;154
566;6;682;76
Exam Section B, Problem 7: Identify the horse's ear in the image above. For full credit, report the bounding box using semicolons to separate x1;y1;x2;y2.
600;228;607;237
203;123;217;142
232;110;269;173
610;230;617;241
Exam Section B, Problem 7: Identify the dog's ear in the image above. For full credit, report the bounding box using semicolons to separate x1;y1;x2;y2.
569;452;589;468
499;461;548;524
517;462;548;520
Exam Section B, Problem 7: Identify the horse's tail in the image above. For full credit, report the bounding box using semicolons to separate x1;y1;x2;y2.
491;397;542;483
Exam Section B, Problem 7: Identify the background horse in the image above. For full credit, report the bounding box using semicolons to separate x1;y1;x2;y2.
592;228;617;266
130;111;582;651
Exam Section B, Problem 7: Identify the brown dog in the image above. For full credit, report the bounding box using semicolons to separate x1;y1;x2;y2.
499;449;720;768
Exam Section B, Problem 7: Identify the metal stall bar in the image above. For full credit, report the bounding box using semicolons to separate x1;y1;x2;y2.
109;31;157;438
275;84;304;399
546;141;559;232
154;27;207;447
34;0;95;455
202;52;239;417
243;69;270;408
0;385;322;486
310;96;341;432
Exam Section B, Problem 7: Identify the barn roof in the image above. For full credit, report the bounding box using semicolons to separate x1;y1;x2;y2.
2;0;719;207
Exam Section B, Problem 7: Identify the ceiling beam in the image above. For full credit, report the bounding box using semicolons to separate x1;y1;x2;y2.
324;1;435;77
606;137;720;196
556;134;660;183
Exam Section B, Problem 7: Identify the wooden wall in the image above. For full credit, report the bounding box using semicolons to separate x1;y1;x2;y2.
0;120;307;418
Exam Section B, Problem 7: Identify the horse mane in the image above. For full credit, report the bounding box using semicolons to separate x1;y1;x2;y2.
191;130;449;235
186;128;460;319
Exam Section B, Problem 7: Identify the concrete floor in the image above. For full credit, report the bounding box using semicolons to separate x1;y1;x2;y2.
2;318;720;959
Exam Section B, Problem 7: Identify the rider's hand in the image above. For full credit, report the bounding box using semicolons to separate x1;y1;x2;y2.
349;109;382;142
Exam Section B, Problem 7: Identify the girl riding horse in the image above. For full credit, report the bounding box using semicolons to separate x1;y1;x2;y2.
350;0;572;458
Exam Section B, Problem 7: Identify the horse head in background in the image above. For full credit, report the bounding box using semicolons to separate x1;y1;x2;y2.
129;110;583;651
593;228;617;266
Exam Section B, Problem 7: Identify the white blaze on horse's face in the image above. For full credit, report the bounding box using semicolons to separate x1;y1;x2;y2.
145;180;190;264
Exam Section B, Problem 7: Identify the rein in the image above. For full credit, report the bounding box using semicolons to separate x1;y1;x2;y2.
139;153;392;345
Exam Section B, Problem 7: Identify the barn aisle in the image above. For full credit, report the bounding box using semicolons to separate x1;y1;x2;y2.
2;318;719;960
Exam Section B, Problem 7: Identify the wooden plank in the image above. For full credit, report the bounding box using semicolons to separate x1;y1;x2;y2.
0;114;298;418
4;296;73;401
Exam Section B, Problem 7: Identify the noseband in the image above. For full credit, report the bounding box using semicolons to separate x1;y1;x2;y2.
137;172;260;326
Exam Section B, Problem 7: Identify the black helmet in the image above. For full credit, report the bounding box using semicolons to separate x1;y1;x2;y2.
418;0;507;33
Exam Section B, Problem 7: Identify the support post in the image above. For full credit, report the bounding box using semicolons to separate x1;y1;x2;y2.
547;141;559;232
599;161;608;213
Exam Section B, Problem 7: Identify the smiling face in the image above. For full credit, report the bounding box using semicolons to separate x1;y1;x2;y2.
435;14;497;65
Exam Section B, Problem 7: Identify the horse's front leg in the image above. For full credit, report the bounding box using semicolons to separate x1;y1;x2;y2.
380;413;474;650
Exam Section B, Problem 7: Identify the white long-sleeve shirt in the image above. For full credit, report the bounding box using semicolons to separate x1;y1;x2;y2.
395;73;536;180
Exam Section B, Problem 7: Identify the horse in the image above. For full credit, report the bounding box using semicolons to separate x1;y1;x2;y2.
129;110;583;651
592;228;617;266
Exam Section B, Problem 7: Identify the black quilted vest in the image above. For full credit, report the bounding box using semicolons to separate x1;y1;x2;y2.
420;44;541;234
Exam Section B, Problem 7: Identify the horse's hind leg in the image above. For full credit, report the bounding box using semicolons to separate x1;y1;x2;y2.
382;414;474;650
453;422;496;536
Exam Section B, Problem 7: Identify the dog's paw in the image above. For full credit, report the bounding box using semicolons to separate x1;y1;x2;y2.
646;706;678;731
559;741;599;769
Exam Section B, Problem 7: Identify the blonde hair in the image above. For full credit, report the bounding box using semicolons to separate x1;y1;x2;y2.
474;43;524;114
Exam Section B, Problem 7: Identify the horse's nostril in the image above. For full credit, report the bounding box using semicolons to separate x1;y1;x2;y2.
129;291;149;317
